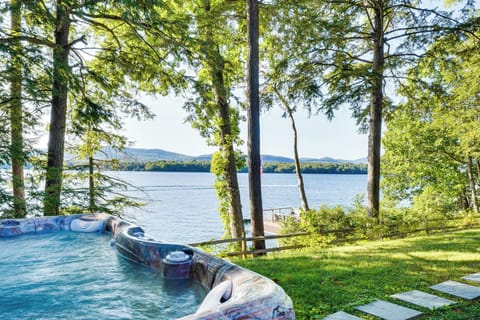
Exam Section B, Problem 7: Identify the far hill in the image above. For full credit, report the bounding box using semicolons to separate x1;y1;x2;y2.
300;156;367;164
100;147;195;162
98;147;366;164
262;154;295;163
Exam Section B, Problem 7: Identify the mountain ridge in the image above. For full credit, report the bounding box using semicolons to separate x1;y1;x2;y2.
102;147;367;164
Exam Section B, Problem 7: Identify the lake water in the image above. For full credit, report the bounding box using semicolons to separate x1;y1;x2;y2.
111;172;366;244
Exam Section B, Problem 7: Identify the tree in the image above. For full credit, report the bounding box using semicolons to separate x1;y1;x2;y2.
267;0;478;219
8;0;26;217
262;85;310;212
259;3;326;213
0;0;53;217
0;1;188;216
383;32;480;214
182;0;245;239
0;110;13;217
64;67;152;214
43;0;72;216
40;0;184;215
246;0;265;252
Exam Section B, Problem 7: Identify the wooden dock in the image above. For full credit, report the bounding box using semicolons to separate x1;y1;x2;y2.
262;207;299;234
264;220;282;234
243;207;300;234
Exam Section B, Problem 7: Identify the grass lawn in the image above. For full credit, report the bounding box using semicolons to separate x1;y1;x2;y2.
235;229;480;319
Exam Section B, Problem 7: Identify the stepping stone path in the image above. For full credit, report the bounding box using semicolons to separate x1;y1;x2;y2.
430;280;480;300
391;290;455;310
323;272;480;319
323;311;363;320
354;300;423;320
462;272;480;283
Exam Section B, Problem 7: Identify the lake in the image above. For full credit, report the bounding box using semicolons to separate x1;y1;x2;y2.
110;171;367;244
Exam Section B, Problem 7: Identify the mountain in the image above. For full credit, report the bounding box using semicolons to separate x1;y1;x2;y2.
351;157;368;164
300;156;368;164
300;157;348;164
192;154;213;161
261;154;295;163
100;147;195;162
98;147;365;164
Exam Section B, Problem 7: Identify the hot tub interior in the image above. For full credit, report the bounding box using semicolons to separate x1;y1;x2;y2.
0;214;295;320
0;231;206;320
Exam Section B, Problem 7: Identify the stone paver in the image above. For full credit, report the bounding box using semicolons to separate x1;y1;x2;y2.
462;272;480;283
354;299;423;320
391;290;456;310
431;280;480;300
323;311;364;320
327;272;480;319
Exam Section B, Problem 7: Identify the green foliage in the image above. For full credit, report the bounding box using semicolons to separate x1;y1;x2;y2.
211;151;231;234
0;0;477;220
264;0;476;125
105;160;366;174
262;162;366;174
64;85;150;215
382;32;480;214
262;0;478;218
180;0;247;238
143;160;210;172
210;149;246;237
61;168;145;216
0;0;181;216
280;197;480;248
0;112;13;217
280;206;356;247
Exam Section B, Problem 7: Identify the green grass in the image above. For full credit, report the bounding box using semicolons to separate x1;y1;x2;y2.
234;229;480;319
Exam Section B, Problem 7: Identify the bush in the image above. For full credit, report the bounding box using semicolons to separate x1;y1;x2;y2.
280;205;357;247
280;198;480;249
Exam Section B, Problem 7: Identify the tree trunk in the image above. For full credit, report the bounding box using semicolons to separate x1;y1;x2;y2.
366;1;384;220
89;155;95;212
44;1;71;216
246;0;265;253
9;0;26;218
272;87;309;212
212;60;245;240
467;156;479;213
476;160;480;182
288;110;309;212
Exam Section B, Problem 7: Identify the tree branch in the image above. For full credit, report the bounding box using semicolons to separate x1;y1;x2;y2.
0;36;55;48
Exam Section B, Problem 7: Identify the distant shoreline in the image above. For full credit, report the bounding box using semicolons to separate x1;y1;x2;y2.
99;160;368;175
113;169;367;175
7;161;368;175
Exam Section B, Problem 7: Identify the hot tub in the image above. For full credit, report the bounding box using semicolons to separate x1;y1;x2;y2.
0;213;295;319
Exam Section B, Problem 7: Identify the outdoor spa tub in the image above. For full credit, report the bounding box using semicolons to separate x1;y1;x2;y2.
0;213;294;319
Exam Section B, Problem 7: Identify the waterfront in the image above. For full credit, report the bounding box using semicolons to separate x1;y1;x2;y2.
111;171;367;243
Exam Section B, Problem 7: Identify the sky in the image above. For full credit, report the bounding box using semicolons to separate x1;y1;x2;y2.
123;95;368;160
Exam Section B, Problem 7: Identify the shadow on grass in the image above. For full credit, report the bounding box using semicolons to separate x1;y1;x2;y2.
235;229;480;319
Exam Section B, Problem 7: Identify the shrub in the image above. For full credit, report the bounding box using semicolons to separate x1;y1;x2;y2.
279;197;480;249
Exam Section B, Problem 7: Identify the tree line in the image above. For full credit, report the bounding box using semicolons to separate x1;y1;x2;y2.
100;160;367;174
0;1;478;252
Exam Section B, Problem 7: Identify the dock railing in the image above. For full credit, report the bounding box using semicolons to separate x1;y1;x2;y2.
263;207;300;223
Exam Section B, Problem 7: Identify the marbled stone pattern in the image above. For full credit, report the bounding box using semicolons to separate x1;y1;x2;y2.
0;214;295;320
0;213;99;237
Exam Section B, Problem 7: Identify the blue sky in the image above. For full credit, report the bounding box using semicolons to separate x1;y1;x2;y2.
124;95;368;160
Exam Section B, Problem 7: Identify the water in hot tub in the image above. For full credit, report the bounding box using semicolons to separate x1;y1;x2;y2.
0;232;206;319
